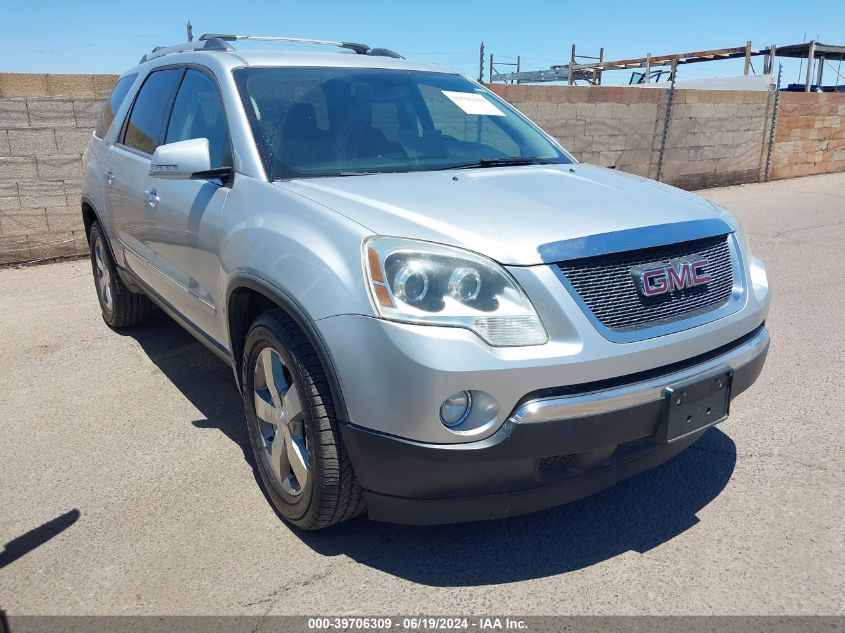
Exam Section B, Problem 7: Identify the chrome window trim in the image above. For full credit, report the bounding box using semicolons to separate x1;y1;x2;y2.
510;325;768;425
112;142;152;160
552;231;747;343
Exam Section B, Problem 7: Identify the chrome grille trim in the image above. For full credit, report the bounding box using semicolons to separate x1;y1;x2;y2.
552;233;747;343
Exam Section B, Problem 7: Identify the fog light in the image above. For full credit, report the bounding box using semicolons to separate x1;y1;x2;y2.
440;391;472;427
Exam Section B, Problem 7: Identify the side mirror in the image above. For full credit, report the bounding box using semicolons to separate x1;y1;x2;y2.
149;138;228;180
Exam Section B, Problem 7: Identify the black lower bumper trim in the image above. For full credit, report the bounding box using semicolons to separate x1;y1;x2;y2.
340;327;769;525
363;432;700;525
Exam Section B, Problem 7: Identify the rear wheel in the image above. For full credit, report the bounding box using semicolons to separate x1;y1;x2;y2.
242;309;365;529
89;221;151;328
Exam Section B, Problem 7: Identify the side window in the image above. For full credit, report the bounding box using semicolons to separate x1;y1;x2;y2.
122;68;182;154
165;69;232;168
94;73;137;138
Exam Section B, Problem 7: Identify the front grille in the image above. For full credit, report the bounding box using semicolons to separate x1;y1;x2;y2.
556;234;734;331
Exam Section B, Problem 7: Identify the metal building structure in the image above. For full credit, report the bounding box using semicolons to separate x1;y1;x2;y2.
491;43;757;85
489;40;845;91
772;42;845;91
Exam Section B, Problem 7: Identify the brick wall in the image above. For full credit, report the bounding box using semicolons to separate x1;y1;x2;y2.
771;92;845;180
1;72;843;266
0;73;116;264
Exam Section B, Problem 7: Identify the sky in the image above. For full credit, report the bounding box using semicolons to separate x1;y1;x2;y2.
3;0;844;87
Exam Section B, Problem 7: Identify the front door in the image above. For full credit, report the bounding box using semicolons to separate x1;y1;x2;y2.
142;68;234;343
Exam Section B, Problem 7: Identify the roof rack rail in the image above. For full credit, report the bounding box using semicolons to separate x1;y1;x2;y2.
140;34;403;64
198;33;404;58
199;33;371;54
139;38;233;64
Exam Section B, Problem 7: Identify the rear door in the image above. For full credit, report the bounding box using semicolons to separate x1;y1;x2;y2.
106;67;183;283
91;72;137;253
143;67;233;340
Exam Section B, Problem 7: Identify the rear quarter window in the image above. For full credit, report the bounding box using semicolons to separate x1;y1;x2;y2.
94;73;138;139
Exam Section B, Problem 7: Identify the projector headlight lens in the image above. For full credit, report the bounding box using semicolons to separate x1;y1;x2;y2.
448;266;482;302
364;237;547;347
393;260;430;304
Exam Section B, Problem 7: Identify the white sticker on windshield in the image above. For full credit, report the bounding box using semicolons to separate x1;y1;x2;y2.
442;91;506;116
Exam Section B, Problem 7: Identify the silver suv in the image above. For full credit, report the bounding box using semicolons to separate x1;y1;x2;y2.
81;34;771;529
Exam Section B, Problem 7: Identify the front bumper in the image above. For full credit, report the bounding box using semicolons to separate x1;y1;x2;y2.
339;325;769;524
316;253;769;445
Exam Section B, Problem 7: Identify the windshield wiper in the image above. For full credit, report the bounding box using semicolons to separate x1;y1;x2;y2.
441;157;558;170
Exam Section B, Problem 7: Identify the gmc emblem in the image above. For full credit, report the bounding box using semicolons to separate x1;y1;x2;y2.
632;258;711;297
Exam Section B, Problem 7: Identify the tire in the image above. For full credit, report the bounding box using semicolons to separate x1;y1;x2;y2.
89;221;152;329
242;309;366;529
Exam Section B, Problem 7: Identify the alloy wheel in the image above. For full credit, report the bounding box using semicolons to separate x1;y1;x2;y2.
252;347;308;496
93;235;113;312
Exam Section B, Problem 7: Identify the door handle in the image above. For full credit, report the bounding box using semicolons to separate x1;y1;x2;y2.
144;189;160;208
105;169;114;185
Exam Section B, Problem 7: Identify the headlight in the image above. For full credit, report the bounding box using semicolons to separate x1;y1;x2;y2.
364;236;548;347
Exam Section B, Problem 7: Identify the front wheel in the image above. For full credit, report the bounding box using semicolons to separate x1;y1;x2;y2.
242;309;365;529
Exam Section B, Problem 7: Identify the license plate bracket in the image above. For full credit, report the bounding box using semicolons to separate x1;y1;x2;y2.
657;368;733;444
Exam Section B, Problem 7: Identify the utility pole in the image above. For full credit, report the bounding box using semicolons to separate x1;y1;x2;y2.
187;20;193;42
478;42;485;82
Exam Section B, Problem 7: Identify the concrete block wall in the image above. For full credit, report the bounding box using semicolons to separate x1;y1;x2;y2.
0;73;116;264
771;92;845;180
488;83;774;190
660;89;771;189
487;85;662;178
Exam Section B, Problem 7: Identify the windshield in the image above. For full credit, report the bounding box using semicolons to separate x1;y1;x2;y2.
233;67;572;180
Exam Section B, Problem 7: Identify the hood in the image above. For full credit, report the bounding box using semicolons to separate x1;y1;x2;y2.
277;164;728;266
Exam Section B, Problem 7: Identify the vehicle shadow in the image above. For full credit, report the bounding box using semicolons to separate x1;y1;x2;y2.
122;311;737;587
116;310;254;472
299;427;736;585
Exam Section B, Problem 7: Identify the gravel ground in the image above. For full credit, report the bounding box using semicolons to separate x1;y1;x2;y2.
0;172;842;616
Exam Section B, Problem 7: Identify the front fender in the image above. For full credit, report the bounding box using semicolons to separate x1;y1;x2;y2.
218;176;375;322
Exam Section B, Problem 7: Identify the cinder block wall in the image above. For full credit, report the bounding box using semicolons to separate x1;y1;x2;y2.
1;72;844;266
488;84;774;189
771;92;845;179
0;73;116;264
486;85;662;178
661;90;771;189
